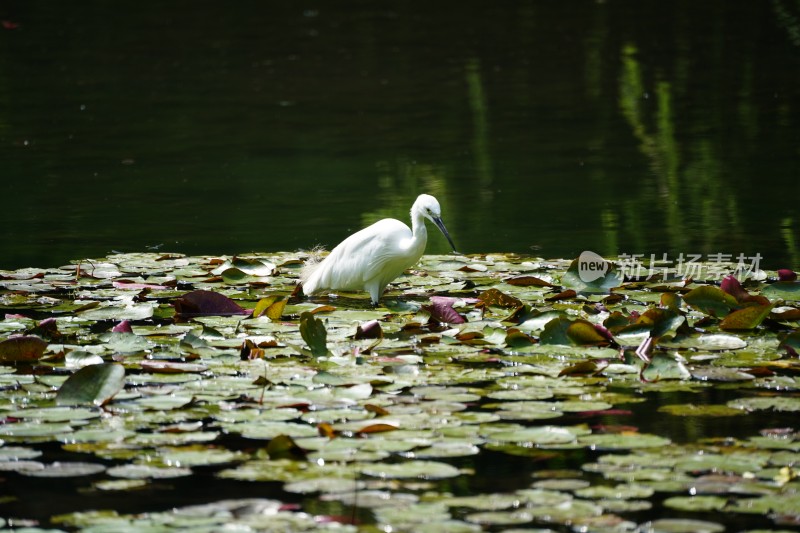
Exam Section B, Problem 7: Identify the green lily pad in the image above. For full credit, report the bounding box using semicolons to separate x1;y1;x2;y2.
283;476;366;494
489;426;578;445
579;433;671;450
299;312;328;357
464;510;533;526
22;461;106;477
684;285;738;317
637;519;724;533
562;256;621;294
56;363;126;407
106;464;193;479
762;281;800;301
657;404;745;417
720;303;773;330
728;396;800;412
360;460;461;479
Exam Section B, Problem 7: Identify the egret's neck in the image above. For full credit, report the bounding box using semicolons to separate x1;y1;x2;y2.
411;210;428;241
404;209;428;253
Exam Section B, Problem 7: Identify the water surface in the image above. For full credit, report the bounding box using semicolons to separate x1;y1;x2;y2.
1;2;798;268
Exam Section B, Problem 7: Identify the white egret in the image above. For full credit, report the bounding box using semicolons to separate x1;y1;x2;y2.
301;194;457;304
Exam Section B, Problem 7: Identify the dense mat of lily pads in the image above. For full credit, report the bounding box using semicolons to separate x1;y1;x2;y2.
1;251;799;532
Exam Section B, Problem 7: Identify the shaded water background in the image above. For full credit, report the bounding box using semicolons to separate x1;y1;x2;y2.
1;1;799;270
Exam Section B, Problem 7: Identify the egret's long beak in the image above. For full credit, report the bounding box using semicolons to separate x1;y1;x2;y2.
432;217;458;253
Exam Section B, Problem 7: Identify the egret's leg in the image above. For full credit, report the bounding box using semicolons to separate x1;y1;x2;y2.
366;281;382;306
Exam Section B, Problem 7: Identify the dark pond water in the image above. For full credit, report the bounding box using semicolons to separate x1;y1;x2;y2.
1;1;799;271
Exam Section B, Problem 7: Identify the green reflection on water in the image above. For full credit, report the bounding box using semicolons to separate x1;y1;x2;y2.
0;1;798;270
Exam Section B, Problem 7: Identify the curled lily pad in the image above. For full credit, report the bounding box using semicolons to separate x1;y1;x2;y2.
56;363;126;407
299;312;328;357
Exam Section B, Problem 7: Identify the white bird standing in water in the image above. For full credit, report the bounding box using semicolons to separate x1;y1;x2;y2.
301;194;457;304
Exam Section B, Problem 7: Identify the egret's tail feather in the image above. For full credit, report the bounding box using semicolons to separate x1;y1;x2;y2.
300;246;327;292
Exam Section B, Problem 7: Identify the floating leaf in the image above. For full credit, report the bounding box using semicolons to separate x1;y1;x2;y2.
657;404;745;417
422;298;466;324
139;361;208;374
579;433;671;450
539;316;574;345
490;426;578;446
212;257;275;277
642;353;691;381
728;396;800;413
683;285;738;317
478;288;523;308
637;519;724;533
106;464;192;479
0;335;47;363
252;295;287;320
299;312;328;357
566;320;612;346
762;281;800;302
266;434;307;461
22;461;106;478
174;290;249;318
361;460;460;479
505;275;555;287
559;360;604;377
719;303;773;330
356;423;399;435
562;256;621;294
540;316;608;346
779;329;800;355
56;363;126;407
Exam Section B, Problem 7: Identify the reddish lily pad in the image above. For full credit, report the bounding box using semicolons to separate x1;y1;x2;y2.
0;335;47;363
423;298;467;324
174;290;250;318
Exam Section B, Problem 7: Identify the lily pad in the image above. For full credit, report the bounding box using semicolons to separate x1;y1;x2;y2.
684;285;738;317
0;335;47;363
719;303;773;330
55;363;126;407
579;433;671;450
489;426;578;445
22;461;106;478
360;460;461;479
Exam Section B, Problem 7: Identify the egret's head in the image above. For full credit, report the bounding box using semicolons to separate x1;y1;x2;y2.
414;194;442;222
413;194;457;252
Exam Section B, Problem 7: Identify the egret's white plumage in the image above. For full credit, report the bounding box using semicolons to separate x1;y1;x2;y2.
301;194;456;304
